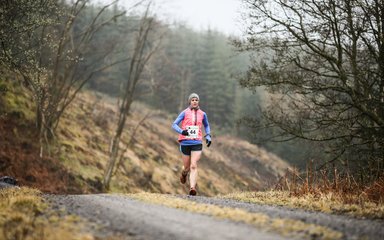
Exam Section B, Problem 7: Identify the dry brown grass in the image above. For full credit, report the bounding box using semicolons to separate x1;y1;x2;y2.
129;192;342;240
274;164;384;205
2;75;290;195
222;164;384;219
363;176;384;204
0;187;94;240
55;91;289;195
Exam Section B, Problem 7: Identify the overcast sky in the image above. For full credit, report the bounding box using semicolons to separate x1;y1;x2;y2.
96;0;245;36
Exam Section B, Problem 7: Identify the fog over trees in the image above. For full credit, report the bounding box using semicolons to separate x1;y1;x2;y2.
2;0;382;179
235;0;384;177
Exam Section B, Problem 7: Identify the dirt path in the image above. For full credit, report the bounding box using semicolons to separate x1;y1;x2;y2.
47;194;384;240
47;194;288;240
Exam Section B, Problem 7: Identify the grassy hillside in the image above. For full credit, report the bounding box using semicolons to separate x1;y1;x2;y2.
0;76;290;195
0;75;82;193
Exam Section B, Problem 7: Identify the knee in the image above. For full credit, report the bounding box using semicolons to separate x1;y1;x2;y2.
190;163;197;170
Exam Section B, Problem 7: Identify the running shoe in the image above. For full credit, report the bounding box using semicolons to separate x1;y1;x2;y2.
180;170;188;184
189;187;197;196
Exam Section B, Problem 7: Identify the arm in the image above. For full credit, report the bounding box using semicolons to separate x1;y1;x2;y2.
202;113;211;137
172;111;185;134
203;113;212;147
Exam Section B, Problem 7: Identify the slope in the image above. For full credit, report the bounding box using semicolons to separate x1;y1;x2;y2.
0;77;291;195
55;91;291;195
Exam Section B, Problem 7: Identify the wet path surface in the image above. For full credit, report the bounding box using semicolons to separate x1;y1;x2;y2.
177;195;384;240
47;194;288;240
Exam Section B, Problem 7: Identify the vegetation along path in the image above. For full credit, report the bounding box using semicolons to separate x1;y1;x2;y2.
46;193;384;240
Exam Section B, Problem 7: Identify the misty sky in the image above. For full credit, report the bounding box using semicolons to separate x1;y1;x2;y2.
96;0;245;36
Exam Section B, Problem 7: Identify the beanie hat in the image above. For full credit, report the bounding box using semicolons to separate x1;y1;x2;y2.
188;93;199;103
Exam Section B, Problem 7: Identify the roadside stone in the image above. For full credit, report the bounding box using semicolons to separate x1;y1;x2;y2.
0;176;19;189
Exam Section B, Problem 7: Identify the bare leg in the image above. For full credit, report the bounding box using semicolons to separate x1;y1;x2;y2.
182;154;191;173
189;150;202;189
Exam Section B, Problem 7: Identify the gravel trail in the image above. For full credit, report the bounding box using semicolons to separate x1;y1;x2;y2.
177;195;384;240
47;194;288;240
46;194;384;240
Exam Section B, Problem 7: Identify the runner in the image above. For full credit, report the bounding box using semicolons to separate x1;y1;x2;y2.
172;93;211;196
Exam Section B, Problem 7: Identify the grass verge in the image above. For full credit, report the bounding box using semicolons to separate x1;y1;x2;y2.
129;192;343;240
231;167;384;220
0;187;93;240
220;190;384;219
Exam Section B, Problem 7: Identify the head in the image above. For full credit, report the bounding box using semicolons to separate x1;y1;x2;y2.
188;93;199;108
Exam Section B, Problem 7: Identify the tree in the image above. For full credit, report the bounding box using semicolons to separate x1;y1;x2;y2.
0;0;58;71
103;5;161;190
139;24;199;112
237;0;384;175
191;30;236;131
1;0;127;156
41;0;127;138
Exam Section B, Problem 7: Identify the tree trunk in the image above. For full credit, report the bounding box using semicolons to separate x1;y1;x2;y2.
103;96;131;190
103;6;159;190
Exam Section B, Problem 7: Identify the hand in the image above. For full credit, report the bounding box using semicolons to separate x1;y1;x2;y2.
181;129;189;136
206;135;211;147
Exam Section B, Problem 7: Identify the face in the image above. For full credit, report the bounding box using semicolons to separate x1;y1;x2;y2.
190;97;199;108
